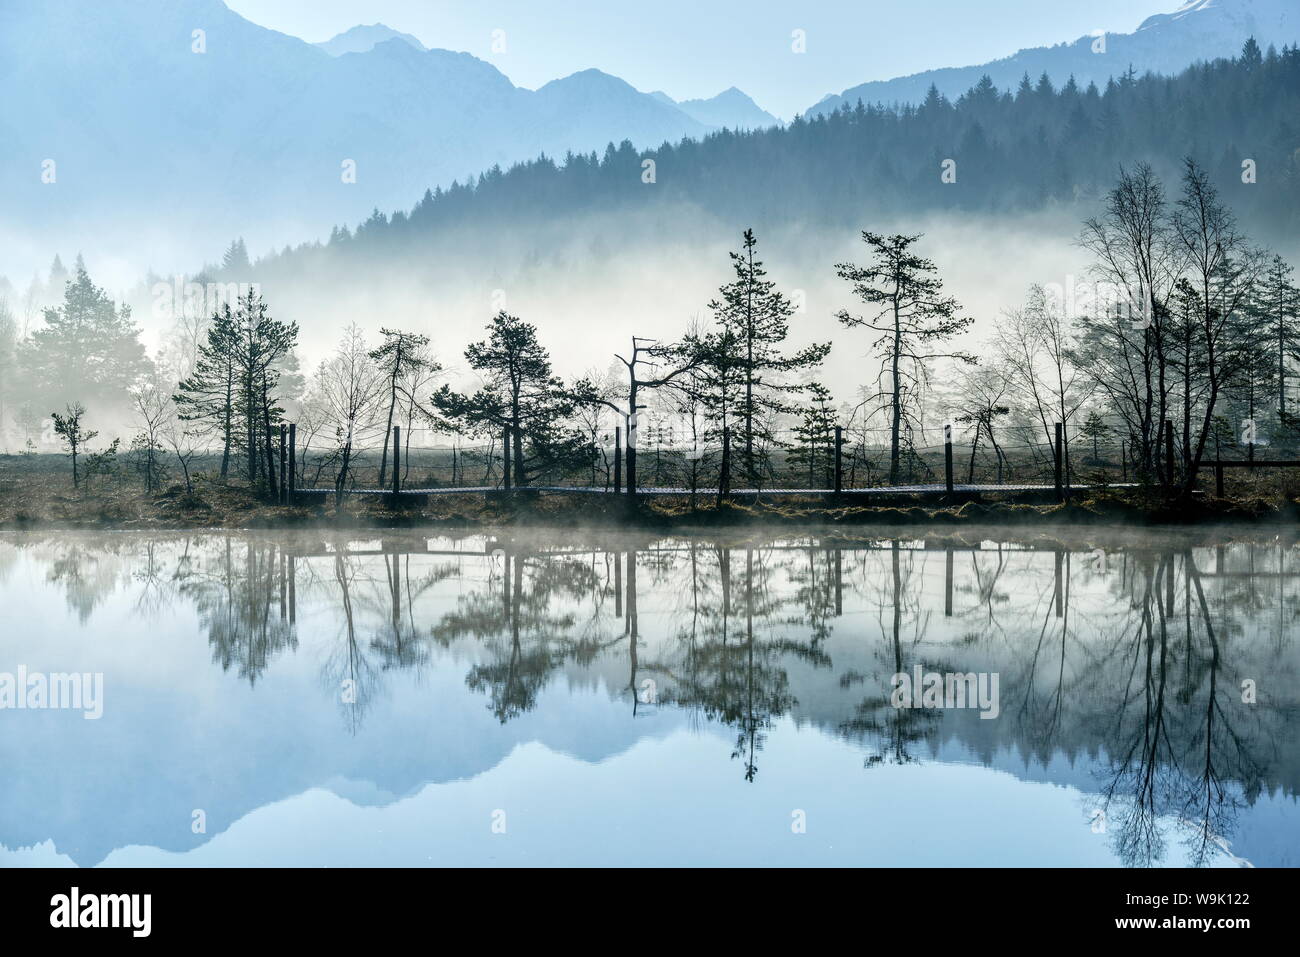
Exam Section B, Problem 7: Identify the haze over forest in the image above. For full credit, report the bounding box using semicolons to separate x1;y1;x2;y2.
1;0;1298;466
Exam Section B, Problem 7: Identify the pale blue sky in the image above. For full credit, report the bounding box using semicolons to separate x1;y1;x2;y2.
225;0;1179;117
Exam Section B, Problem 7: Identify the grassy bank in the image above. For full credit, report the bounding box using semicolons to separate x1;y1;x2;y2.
3;455;1299;533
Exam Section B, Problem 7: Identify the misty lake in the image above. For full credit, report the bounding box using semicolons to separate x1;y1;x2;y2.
0;528;1296;868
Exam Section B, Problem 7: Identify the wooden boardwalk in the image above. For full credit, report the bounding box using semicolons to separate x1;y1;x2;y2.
294;482;1134;498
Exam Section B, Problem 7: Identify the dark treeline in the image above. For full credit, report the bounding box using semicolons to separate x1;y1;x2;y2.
243;38;1300;280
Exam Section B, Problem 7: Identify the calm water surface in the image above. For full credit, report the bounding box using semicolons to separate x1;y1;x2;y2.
0;528;1296;867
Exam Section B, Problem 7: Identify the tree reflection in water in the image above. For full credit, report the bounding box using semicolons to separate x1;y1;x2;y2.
179;538;298;686
8;528;1296;867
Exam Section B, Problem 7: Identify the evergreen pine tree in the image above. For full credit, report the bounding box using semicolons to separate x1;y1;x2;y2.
788;383;838;487
835;232;974;484
707;229;830;483
22;260;150;410
174;305;242;478
222;238;251;273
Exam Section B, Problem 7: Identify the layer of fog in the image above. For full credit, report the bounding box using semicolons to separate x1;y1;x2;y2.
9;202;1298;445
149;207;1106;401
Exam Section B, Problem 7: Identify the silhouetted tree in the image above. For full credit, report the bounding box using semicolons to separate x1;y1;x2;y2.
835;232;974;484
369;328;435;486
432;312;582;487
708;229;829;483
51;402;97;488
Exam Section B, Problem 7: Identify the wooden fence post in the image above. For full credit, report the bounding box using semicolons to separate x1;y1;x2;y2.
287;423;296;505
1054;423;1064;502
1165;418;1175;490
626;415;637;503
502;425;511;492
266;426;278;501
834;425;843;494
391;426;401;505
944;423;954;494
279;424;287;504
717;427;731;504
613;426;622;494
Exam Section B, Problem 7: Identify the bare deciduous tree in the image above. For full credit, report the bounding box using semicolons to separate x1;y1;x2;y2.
314;324;385;507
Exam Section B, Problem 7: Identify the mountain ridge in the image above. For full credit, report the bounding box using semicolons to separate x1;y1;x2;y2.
314;23;427;56
0;0;1291;279
808;0;1298;113
0;0;711;272
652;87;780;130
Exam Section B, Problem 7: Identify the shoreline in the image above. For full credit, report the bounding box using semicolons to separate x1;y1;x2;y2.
2;488;1297;542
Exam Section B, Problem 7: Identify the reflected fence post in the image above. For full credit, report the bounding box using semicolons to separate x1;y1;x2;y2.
626;550;640;709
834;547;843;616
390;553;401;631
720;547;732;617
1054;549;1064;618
614;546;623;619
502;550;511;615
288;552;296;624
1166;551;1176;617
945;546;954;617
626;550;638;638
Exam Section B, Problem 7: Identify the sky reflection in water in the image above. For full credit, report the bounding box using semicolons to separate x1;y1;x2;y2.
0;528;1295;868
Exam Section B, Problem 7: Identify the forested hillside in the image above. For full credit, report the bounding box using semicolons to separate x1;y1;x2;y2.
249;40;1300;283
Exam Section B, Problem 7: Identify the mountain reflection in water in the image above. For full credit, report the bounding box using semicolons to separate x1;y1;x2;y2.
0;529;1296;868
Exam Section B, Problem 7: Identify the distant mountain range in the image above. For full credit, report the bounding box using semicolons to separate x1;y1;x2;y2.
0;0;1293;279
0;0;775;273
810;0;1298;113
311;24;779;129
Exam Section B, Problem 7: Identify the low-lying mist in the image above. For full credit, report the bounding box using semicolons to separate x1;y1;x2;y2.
145;205;1102;400
7;199;1297;446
